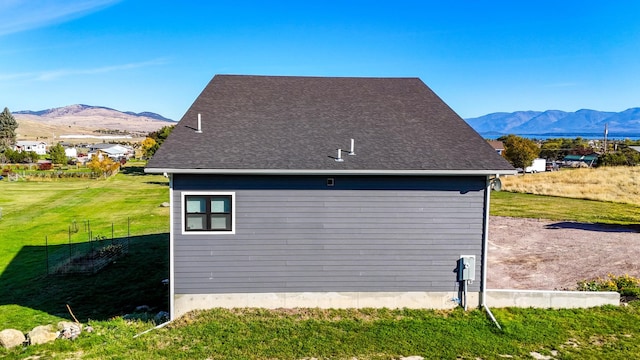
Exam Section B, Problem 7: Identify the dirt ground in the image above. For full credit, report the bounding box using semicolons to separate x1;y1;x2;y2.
487;216;640;290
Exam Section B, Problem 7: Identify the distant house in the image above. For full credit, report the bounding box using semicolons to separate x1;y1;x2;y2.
64;147;78;159
145;75;515;319
487;141;505;155
564;154;598;167
88;144;133;160
14;141;47;155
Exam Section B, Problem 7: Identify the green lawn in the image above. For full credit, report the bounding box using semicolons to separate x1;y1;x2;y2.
0;163;170;331
491;191;640;226
2;173;640;359
3;306;640;359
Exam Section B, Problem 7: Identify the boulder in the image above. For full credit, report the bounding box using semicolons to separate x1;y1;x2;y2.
57;322;82;340
0;329;25;349
28;325;58;345
154;311;169;323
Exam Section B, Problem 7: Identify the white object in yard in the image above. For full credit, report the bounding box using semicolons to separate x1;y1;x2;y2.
525;158;546;173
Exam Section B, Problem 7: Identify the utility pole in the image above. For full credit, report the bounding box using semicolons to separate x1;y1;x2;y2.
603;123;608;154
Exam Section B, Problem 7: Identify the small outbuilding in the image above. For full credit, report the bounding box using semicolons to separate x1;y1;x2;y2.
145;75;515;319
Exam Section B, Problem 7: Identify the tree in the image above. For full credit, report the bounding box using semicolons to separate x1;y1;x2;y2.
149;125;174;144
5;148;38;163
500;134;540;172
143;125;174;158
599;146;640;166
49;143;67;165
141;137;158;159
0;107;18;150
88;151;120;178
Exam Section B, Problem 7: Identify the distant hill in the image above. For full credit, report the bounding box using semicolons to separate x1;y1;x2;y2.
465;108;640;137
13;104;175;141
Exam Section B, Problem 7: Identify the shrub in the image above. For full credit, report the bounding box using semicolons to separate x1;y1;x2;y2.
578;274;640;297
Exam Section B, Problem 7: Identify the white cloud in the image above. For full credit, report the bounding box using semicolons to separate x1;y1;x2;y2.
0;58;168;82
0;0;121;36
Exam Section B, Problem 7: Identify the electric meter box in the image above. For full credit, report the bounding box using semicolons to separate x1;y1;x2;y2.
457;255;476;282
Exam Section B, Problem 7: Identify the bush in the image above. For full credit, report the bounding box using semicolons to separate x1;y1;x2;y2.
578;274;640;298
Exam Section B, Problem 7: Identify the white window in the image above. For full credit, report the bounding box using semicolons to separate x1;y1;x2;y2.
182;192;235;234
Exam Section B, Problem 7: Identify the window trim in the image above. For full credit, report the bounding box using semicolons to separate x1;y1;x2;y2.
181;191;236;235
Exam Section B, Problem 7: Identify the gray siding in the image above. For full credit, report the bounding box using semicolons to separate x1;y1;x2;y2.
173;175;486;294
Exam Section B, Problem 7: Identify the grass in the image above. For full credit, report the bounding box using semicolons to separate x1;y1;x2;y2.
2;306;640;359
500;166;640;206
2;164;640;358
492;166;640;228
491;191;640;226
0;162;168;269
0;161;169;331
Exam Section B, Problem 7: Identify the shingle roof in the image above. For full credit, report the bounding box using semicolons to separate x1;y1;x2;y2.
487;141;505;151
146;75;514;174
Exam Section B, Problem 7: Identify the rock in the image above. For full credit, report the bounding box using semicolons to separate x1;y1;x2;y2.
0;329;26;349
160;202;170;207
57;322;82;340
28;325;58;345
529;352;553;360
154;311;169;323
85;325;94;333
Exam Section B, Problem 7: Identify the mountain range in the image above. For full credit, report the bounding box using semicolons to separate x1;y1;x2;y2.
464;108;640;137
15;104;173;122
13;104;640;141
13;104;175;140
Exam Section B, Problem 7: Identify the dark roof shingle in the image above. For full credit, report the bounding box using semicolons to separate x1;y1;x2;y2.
147;75;514;174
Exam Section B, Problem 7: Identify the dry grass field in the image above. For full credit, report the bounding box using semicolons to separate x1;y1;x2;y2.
501;166;640;206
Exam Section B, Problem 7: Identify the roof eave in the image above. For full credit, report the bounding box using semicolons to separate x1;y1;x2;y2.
144;167;517;176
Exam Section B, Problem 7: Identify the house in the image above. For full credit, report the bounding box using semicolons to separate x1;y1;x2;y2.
14;141;47;155
487;140;505;155
88;143;133;161
145;75;516;319
563;154;598;167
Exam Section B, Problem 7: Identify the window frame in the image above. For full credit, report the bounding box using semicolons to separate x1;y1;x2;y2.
181;191;236;234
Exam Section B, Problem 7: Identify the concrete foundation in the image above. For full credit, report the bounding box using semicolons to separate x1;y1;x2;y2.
174;291;472;318
486;289;620;308
173;289;619;318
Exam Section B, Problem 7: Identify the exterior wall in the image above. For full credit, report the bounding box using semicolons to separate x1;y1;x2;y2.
172;175;487;307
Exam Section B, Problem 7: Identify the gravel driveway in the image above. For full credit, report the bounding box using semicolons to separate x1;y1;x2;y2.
487;216;640;290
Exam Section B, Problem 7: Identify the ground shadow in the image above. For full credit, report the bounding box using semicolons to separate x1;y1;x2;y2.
0;233;169;322
119;165;168;185
145;181;169;186
120;165;147;176
545;221;640;233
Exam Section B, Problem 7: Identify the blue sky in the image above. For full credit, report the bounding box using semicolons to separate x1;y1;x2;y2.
2;0;639;121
